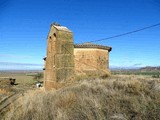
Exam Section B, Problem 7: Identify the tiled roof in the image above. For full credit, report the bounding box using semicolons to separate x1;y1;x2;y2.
74;42;112;52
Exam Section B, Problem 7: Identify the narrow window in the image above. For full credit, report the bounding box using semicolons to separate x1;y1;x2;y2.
53;33;56;38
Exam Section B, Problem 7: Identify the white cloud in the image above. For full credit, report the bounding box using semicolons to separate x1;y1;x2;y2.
0;54;32;59
0;62;43;70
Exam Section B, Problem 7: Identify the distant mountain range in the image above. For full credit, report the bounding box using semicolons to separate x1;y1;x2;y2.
111;66;160;72
139;66;160;71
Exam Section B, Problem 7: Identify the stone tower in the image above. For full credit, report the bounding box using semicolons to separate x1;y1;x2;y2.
43;23;74;90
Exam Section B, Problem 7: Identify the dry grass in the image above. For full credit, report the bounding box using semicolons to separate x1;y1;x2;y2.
0;89;8;94
2;75;160;120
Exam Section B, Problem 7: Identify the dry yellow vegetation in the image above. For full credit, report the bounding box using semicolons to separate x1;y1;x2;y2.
2;75;160;120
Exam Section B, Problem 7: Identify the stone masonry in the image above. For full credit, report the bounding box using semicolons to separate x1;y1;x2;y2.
44;23;74;90
43;23;112;90
74;43;112;76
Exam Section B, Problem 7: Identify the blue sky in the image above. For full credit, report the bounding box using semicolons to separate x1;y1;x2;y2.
0;0;160;70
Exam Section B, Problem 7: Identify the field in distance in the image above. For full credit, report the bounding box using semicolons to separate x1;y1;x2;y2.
0;70;43;104
0;70;43;85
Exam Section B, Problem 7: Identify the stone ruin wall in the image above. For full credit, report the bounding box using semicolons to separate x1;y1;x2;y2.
74;48;109;76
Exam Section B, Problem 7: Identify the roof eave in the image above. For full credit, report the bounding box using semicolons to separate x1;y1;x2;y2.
74;44;112;52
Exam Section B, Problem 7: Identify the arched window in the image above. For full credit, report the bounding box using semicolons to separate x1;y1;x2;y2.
53;33;56;38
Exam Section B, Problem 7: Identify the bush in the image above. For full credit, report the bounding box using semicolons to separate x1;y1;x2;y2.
33;73;43;82
152;74;160;78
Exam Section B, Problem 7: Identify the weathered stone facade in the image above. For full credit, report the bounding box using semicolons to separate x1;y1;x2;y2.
44;23;74;90
43;23;112;90
74;43;112;76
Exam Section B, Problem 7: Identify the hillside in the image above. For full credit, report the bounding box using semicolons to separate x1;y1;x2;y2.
139;66;160;72
111;66;160;77
2;75;160;120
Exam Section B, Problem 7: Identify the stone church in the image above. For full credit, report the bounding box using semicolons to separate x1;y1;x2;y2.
43;23;112;90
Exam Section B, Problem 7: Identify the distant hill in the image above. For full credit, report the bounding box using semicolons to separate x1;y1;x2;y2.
139;66;160;72
111;66;160;71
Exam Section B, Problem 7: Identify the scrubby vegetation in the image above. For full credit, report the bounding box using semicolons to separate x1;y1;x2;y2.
33;73;43;82
112;71;160;76
2;75;160;120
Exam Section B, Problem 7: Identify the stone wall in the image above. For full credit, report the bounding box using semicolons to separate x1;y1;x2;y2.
44;24;74;90
74;48;110;76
